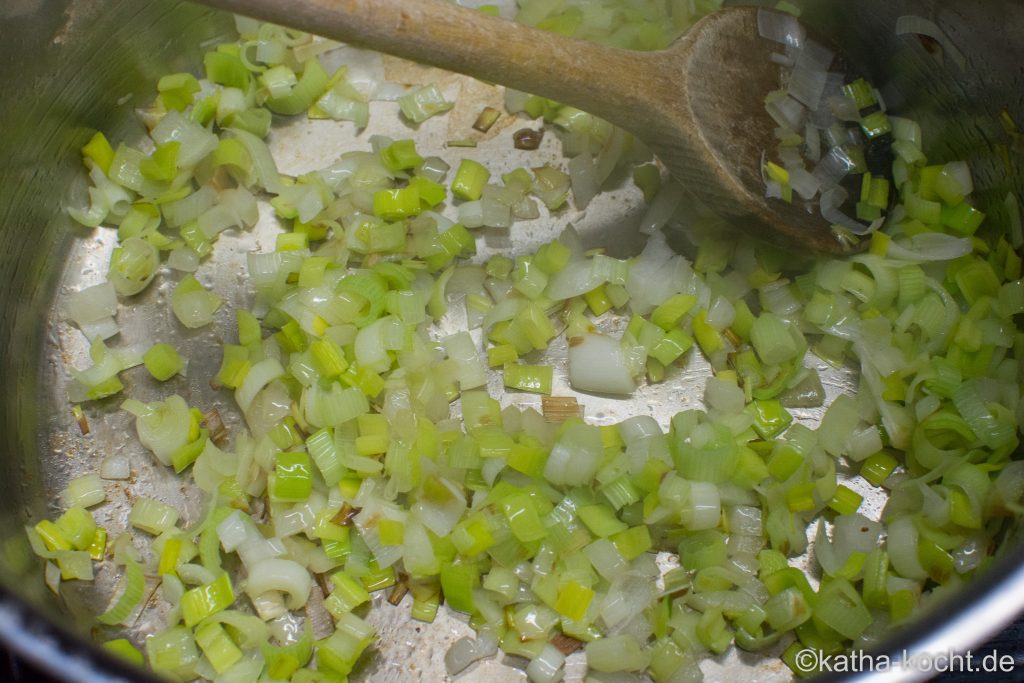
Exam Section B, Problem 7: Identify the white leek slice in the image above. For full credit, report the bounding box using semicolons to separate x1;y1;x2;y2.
122;395;191;466
245;558;311;611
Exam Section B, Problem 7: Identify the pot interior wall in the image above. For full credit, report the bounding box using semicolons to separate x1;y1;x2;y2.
0;0;1021;678
0;0;232;637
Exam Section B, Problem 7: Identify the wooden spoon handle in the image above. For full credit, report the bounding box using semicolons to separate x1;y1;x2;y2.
200;0;673;129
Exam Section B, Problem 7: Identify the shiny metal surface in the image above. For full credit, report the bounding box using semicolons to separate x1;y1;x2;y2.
0;0;1022;681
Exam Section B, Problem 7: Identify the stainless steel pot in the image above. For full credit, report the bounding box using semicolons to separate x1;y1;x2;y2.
0;1;1022;681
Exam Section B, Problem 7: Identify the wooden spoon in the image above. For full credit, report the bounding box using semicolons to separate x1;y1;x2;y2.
199;0;855;254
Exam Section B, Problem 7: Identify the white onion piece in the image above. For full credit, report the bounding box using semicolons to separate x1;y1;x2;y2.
224;186;259;225
458;200;484;228
546;259;604;301
886;516;928;580
789;166;821;200
567;333;636;396
217;511;255;553
895;15;967;70
996;462;1024;511
817;515;883;577
447;267;486;298
151;110;218;168
846;425;884;461
275;494;326;539
587;127;620;183
193;440;237;492
172;288;222;328
354;500;406;568
90;164;133;219
235;358;285;413
268;612;307;647
637;183;682;236
227;129;284;194
705;377;746;414
251;590;288;621
584;539;628;582
765;92;805;131
820;187;871;234
788;41;833;110
126;395;191;466
318;155;361;190
952;538;984;575
238;537;286;569
759;279;801;317
704;295;735;331
626;435;671;475
729;506;763;537
411;478;466;537
480;195;511;228
504;88;529;114
109;237;159;297
618;415;662;445
834;514;883;556
885;233;972;262
368;134;394;154
814;522;841;576
813;148;854;188
319;45;383;99
243;378;292;436
914;393;941;422
481;296;519;332
938;160;973;200
161;573;185;607
99;453;131;480
167;247;200;273
66;281;117;326
820;70;846;104
44;561;60;595
543;421;603;487
798;38;834;68
568;153;599;210
445;634;498;676
621;342;648;380
512;195;540;220
777;146;804;170
398;520;436;577
234;14;259;34
556;224;585;257
79;317;119;341
684;481;721;531
526;643;566;683
418;155;450;183
626;232;689;314
601;573;654;628
373;82;407;102
756;8;805;47
355;316;401;372
442;331;486;390
178;563;217;586
246;558;312;610
422;209;456;233
91;163;133;218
